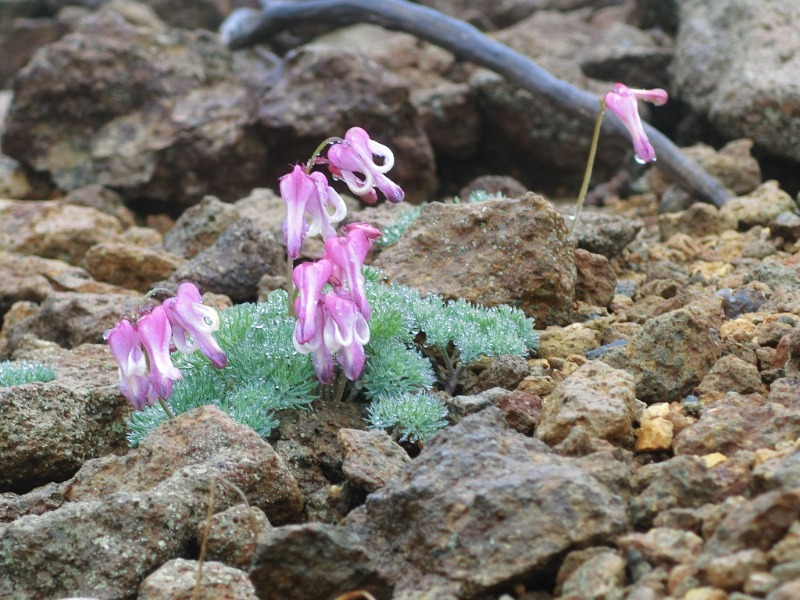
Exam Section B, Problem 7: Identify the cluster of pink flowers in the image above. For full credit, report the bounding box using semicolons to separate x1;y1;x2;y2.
105;283;227;410
280;127;404;384
603;83;668;164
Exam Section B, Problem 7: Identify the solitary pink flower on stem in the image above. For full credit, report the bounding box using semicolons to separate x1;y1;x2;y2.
327;127;405;204
137;305;183;401
106;318;154;410
604;83;668;164
163;282;227;369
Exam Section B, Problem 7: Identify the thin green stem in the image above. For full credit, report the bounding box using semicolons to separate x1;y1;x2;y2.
286;255;295;317
157;398;175;419
333;370;347;403
571;99;606;235
305;136;344;174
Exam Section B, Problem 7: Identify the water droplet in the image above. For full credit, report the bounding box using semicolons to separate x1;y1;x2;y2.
633;154;647;165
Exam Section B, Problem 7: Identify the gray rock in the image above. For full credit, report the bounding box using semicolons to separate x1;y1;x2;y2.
0;341;130;492
0;406;302;599
556;547;627;600
347;407;630;597
672;0;800;164
630;455;721;528
673;396;800;458
198;504;272;571
719;181;798;231
1;8;276;211
1;291;141;356
535;360;645;448
603;300;724;403
139;558;257;600
375;193;576;326
163;195;242;260
249;523;393;600
572;210;643;259
338;428;411;493
0;15;68;88
164;218;283;303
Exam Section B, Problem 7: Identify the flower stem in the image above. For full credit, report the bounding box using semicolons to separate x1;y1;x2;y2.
571;99;606;235
305;136;344;174
286;255;295;317
157;397;175;419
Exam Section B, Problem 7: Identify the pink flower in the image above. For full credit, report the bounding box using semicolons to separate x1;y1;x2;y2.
604;83;668;164
327;127;405;204
324;226;377;320
137;305;183;400
322;293;370;381
280;165;347;259
292;258;333;345
291;300;336;385
163;282;227;369
106;318;154;410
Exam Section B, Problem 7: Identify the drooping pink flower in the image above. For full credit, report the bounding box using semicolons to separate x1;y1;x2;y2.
327;127;405;204
137;305;183;400
280;165;347;259
604;83;668;164
322;292;370;381
163;282;227;369
105;318;154;410
291;300;336;385
324;226;376;320
292;258;333;345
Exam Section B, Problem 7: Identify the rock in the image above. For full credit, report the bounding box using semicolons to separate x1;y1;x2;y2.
458;174;528;200
702;549;769;592
0;199;124;264
618;527;704;567
535;323;601;360
65;405;303;523
0;15;68;88
720;181;798;230
375;193;576;326
574;248;617;308
0;250;132;319
138;558;257;600
635;403;675;452
579;21;673;89
0;406;302;599
163;195;242;259
555;547;627;600
699;489;800;562
348;407;630;597
337;428;411;493
255;43;436;203
249;523;393;600
630;455;720;528
164;218;283;303
716;285;771;319
0;153;51;200
673;395;800;457
198;504;272;571
80;242;184;292
572;210;643;259
672;0;800;164
695;354;765;398
0;342;129;492
604;300;724;403
536;361;644;448
469;354;530;393
659;203;735;240
63;184;136;228
1;291;141;356
492;390;542;435
1;8;277;211
770;212;800;243
768;378;800;410
753;449;800;492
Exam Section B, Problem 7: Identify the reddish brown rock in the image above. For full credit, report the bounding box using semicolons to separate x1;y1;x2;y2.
80;242;184;292
574;248;617;308
338;429;411;493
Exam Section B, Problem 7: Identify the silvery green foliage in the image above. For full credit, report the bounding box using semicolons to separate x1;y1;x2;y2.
366;392;449;443
127;275;538;446
0;361;55;387
126;290;316;446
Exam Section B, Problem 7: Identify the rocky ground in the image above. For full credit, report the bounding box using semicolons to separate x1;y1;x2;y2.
1;0;800;599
